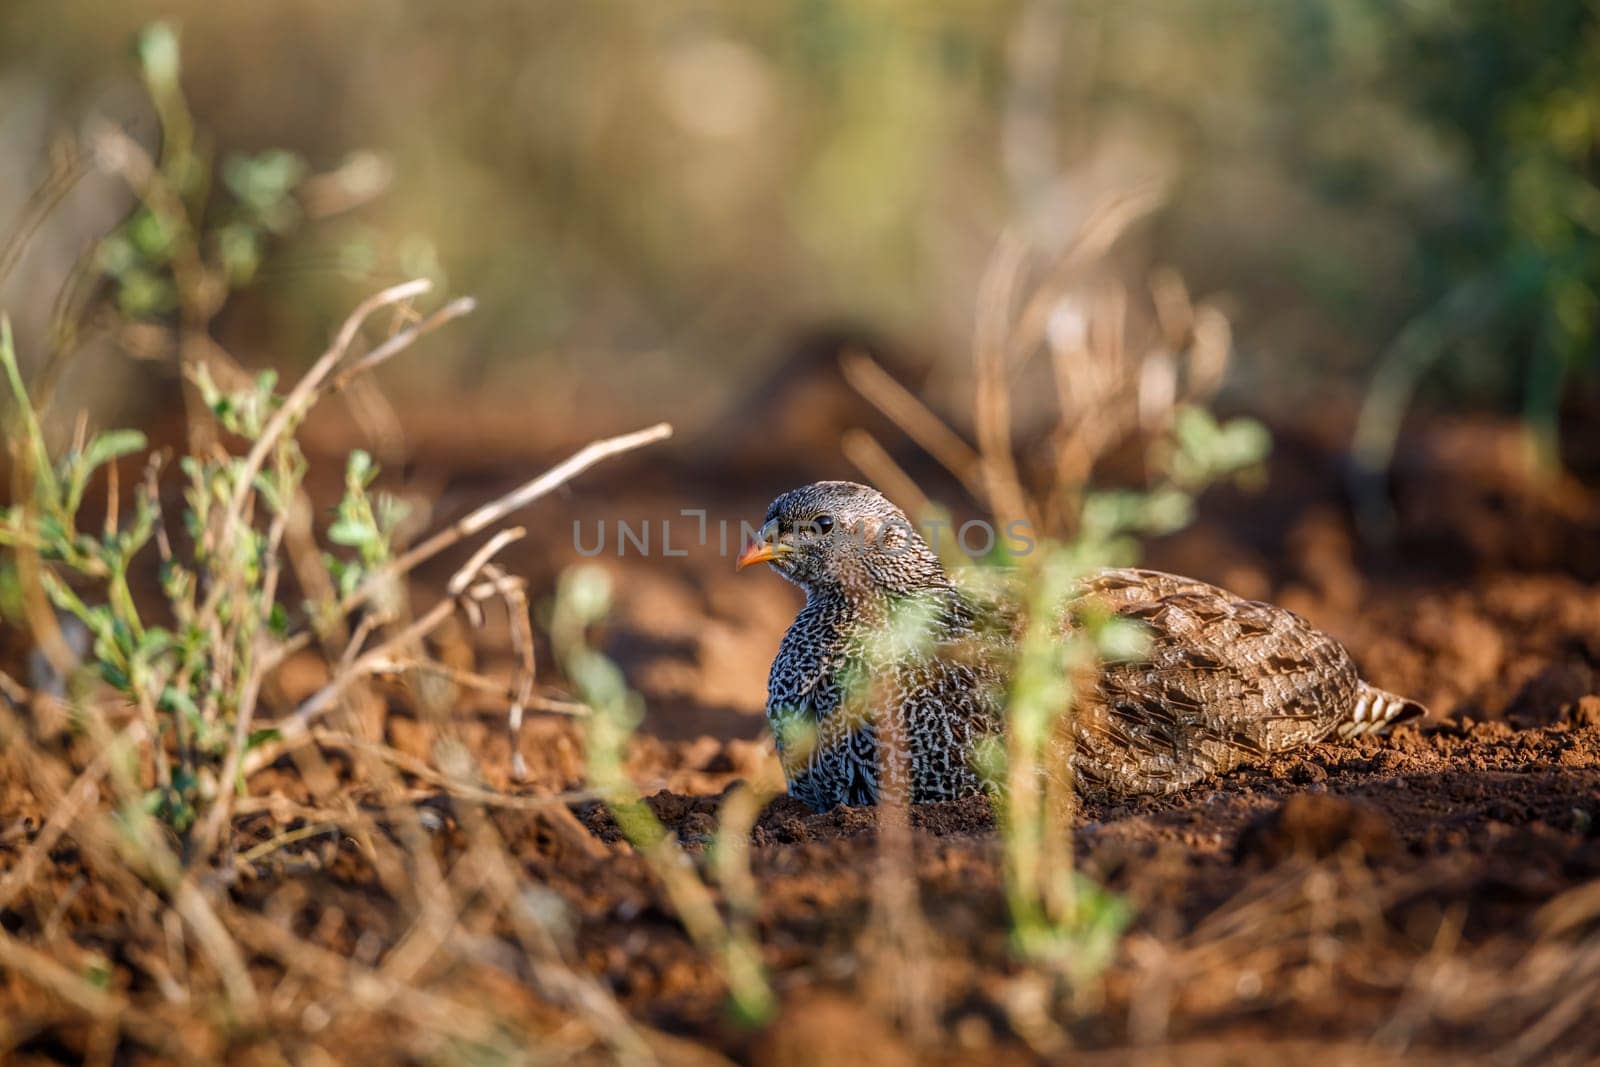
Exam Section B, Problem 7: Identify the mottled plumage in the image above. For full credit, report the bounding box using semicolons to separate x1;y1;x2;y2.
741;481;1424;810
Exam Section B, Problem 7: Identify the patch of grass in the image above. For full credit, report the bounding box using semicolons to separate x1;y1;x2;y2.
0;26;680;1058
551;563;777;1025
843;198;1271;991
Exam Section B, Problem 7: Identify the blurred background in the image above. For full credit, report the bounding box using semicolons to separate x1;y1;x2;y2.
7;9;1600;1059
2;0;1596;458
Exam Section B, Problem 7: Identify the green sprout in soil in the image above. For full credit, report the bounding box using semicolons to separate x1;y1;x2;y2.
550;563;778;1025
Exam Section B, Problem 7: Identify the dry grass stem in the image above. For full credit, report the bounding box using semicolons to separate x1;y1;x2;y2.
390;420;673;580
839;347;985;500
841;428;932;518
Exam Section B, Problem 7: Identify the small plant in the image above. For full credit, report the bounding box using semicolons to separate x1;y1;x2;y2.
550;563;777;1024
843;194;1271;984
0;21;477;851
1;287;458;840
0;22;680;1057
97;23;308;321
94;23;388;329
991;547;1133;975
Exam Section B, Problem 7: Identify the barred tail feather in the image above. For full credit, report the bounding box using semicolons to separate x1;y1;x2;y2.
1337;682;1428;739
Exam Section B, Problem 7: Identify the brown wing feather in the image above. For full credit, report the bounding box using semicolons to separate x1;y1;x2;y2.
1062;569;1358;797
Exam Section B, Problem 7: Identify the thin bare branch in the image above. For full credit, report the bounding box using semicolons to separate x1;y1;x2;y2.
390;421;673;583
217;278;434;542
841;428;931;518
447;527;527;596
972;231;1035;532
330;296;477;392
0;142;86;289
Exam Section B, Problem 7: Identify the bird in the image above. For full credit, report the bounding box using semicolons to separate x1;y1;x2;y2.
736;480;1424;810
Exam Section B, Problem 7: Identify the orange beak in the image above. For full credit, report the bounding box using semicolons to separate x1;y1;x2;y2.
736;539;781;570
737;520;787;570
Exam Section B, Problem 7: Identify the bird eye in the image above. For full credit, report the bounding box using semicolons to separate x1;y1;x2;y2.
812;514;834;534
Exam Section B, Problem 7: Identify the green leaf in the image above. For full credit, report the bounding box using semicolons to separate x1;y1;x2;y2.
96;234;137;278
245;727;282;751
345;449;374;487
135;626;175;659
159;685;201;726
115;267;177;319
222;149;307;221
327;516;376;548
84;430;148;473
326;554;364;599
1097;616;1153;663
1215;416;1271;471
192;362;223;409
1175;405;1221;454
0;556;23;623
217;222;263;284
561;564;613;626
35;513;68;551
135;22;182;90
126;209;177;263
82;955;112;990
110;614;135;648
253;472;284;515
100;662;130;690
376;493;410;536
1140;488;1194;536
1079;490;1144;539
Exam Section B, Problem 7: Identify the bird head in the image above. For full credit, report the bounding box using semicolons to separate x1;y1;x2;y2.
737;481;946;596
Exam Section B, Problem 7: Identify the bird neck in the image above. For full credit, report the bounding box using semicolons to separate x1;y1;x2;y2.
803;560;966;640
853;533;949;598
808;551;951;608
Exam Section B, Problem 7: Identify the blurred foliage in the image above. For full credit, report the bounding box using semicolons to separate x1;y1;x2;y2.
0;310;416;833
0;17;433;833
1250;0;1598;455
96;25;315;320
1371;0;1599;444
0;1;1594;432
551;562;776;1023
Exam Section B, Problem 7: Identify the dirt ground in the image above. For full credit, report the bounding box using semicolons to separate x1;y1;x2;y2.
4;386;1600;1063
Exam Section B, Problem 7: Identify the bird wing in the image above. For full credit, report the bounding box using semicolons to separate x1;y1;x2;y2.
1063;569;1358;797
